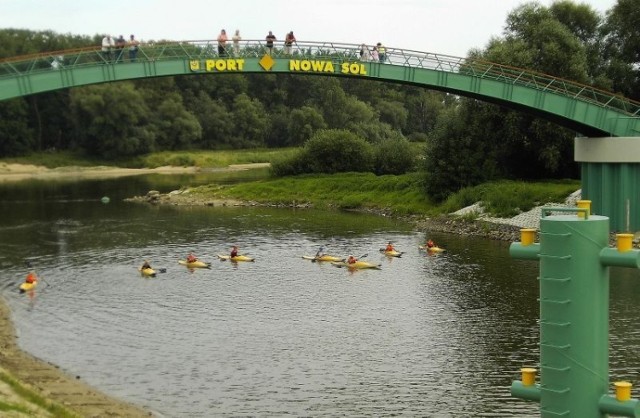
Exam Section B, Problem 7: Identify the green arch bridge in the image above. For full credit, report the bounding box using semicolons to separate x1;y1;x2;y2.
1;40;640;230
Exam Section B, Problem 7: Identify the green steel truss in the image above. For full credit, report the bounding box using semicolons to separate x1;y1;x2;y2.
1;39;639;137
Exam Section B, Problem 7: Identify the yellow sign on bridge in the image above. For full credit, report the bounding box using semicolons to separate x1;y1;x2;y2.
190;57;366;76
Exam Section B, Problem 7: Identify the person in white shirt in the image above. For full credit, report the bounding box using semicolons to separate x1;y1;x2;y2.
101;35;115;62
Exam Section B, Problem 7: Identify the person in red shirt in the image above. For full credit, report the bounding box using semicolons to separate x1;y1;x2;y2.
186;253;198;263
347;255;357;264
230;246;239;258
25;272;37;283
385;242;395;252
426;239;435;248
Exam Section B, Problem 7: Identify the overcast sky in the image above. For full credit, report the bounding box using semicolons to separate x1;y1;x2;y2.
1;0;618;57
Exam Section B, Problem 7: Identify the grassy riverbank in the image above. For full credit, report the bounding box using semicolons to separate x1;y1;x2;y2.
169;171;579;218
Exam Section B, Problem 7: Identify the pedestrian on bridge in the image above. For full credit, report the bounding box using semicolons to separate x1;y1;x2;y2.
265;31;276;55
232;29;241;56
128;34;140;62
115;35;126;62
284;31;296;55
359;44;371;61
377;42;386;62
217;29;228;57
101;35;114;63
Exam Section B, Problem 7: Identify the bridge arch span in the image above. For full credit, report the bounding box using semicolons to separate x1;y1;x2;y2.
1;40;640;229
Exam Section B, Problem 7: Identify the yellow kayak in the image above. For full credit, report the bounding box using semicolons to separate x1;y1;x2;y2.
331;261;381;270
380;249;403;257
419;245;446;253
19;281;37;292
217;254;255;262
139;267;157;277
302;255;344;262
178;260;212;269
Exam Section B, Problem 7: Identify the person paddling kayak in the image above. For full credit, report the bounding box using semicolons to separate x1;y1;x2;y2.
25;271;37;284
426;239;436;249
186;252;198;263
347;255;357;264
385;242;395;252
141;260;152;270
230;246;239;258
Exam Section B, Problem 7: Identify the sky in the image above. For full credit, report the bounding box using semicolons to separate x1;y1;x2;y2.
1;0;618;57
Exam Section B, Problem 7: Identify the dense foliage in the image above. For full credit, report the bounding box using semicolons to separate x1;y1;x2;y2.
0;0;638;201
423;0;639;200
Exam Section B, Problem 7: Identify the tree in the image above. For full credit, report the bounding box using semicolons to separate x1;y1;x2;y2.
374;100;408;131
153;93;202;150
187;92;234;149
601;0;640;100
423;105;500;201
69;83;155;158
286;106;327;146
0;99;34;157
230;94;269;148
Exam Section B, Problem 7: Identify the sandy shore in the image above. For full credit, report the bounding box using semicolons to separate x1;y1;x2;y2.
0;162;201;183
0;296;153;417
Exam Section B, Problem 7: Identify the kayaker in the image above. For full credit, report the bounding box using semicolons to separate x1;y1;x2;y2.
141;260;152;270
187;253;198;263
426;239;436;249
315;246;325;258
347;255;357;264
385;242;395;252
25;271;37;284
230;246;239;258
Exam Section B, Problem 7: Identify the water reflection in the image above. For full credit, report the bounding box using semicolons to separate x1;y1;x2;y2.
0;174;638;417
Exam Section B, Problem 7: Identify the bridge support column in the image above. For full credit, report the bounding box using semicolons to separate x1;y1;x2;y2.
575;137;640;232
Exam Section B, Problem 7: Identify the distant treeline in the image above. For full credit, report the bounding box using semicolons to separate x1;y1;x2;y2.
0;0;637;200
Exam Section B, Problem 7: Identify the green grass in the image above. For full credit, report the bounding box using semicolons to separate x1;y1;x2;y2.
0;370;80;417
190;172;434;215
186;174;580;218
439;179;581;217
0;150;113;168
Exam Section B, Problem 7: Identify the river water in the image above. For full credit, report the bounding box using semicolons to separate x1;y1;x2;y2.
1;172;639;417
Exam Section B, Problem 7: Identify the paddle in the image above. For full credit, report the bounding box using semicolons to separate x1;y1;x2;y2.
311;246;325;262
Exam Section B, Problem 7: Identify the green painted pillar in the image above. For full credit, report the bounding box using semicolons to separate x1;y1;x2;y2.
539;212;608;417
510;207;640;417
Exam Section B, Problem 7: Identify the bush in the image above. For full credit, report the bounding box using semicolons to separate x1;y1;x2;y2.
374;137;416;175
271;129;375;176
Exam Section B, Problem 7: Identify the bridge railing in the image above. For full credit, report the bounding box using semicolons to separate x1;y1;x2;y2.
1;40;639;117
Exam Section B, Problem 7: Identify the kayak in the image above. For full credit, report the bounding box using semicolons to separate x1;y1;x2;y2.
380;249;403;257
217;254;255;262
19;280;37;292
302;255;344;262
419;245;446;253
331;261;381;270
178;260;212;269
139;267;156;277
